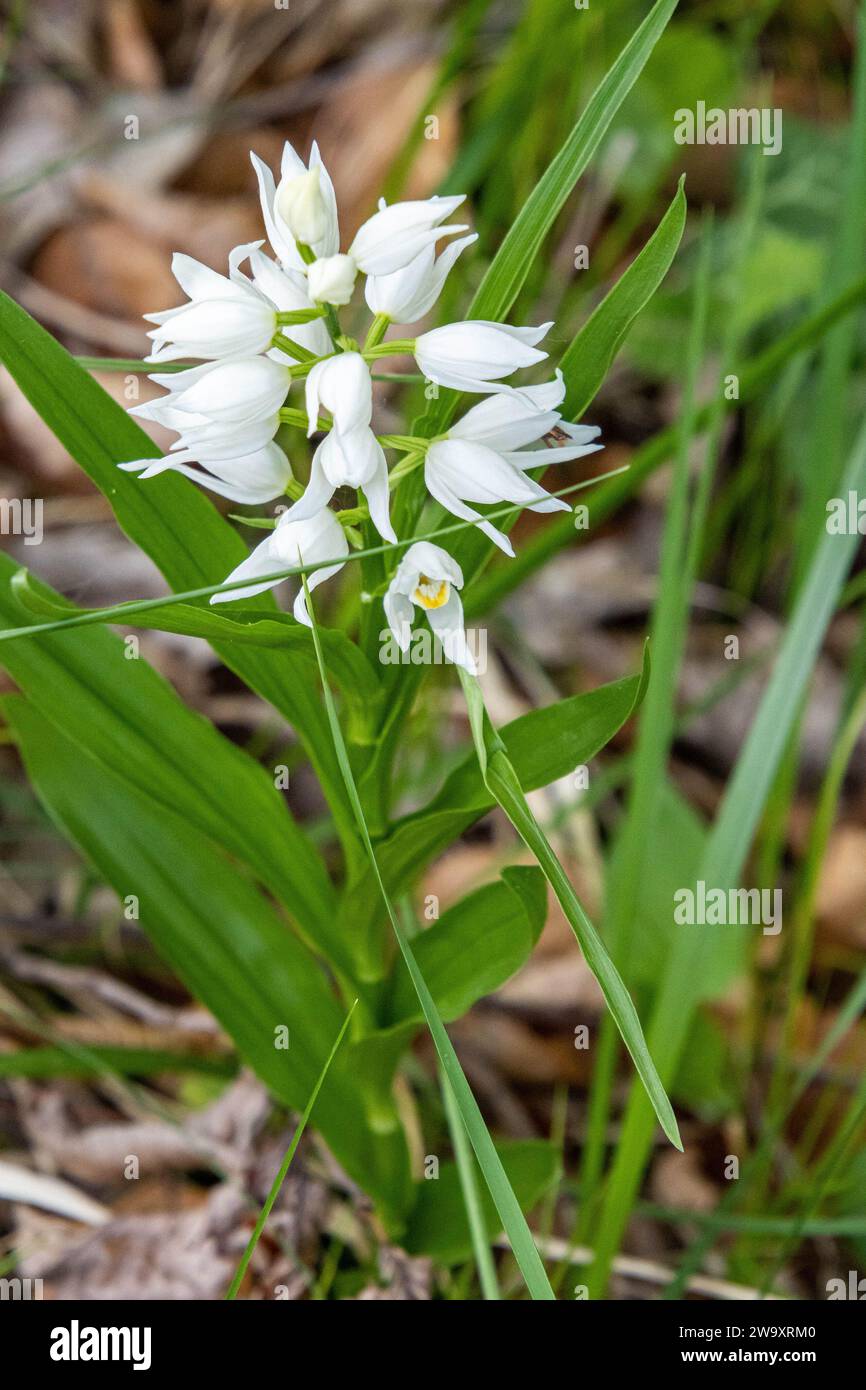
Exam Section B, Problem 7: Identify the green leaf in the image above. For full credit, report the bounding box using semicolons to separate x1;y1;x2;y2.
10;567;380;741
559;177;687;420
403;1141;560;1263
0;555;346;970
0;289;358;844
387;867;546;1024
458;668;681;1150
373;657;649;908
418;0;680;440
3;695;411;1219
303;576;556;1298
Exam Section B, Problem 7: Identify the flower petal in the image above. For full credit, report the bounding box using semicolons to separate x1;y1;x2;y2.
210;536;281;604
427;590;477;673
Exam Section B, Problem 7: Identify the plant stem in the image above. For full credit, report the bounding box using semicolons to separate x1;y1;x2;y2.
364;313;392;351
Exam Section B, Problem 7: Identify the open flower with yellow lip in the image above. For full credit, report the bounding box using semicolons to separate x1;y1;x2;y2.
384;542;476;673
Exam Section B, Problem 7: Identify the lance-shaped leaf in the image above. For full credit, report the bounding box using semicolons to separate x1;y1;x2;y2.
458;669;681;1151
0;290;360;843
0;554;348;971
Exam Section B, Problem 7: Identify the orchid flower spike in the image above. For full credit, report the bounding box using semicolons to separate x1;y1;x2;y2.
211;507;348;625
364;233;477;325
349;196;469;276
251;141;339;269
414;320;552;394
384;542;476;673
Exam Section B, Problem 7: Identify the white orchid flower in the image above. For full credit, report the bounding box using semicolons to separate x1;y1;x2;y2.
424;438;571;557
304;351;372;437
143;245;279;363
349;196;469;277
250;142;339;269
119;440;293;505
281;425;395;544
448;370;602;464
307;253;358;307
130;399;282;461
364;233;477;324
211;507;348;625
144;357;290;427
384;542;476;673
414;320;552;394
418;374;602;553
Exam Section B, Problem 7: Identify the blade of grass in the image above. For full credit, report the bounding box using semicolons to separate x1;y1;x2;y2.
794;0;866;581
301;577;556;1299
226;999;357;1300
664;957;866;1297
439;1064;501;1301
587;413;866;1296
0;472;627;646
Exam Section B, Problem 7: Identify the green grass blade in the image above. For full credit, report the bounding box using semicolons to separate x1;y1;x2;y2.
587;414;866;1295
559;176;687;420
302;577;556;1299
577;215;715;1229
419;0;680;439
226;1000;357;1301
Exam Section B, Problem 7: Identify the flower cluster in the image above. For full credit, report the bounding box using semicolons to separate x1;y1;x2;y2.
121;141;601;670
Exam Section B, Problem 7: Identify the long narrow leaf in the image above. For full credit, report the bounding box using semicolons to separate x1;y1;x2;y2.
226;1001;357;1300
457;669;681;1150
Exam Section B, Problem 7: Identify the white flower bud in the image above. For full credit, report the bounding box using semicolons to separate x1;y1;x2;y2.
276;168;329;246
306;253;357;306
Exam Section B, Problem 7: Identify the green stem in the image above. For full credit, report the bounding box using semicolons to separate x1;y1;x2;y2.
364;339;416;360
388;450;425;490
364;313;392;351
275;308;327;325
377;434;426;452
322;303;342;345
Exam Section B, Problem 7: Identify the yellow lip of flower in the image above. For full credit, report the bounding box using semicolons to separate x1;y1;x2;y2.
412;575;450;610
